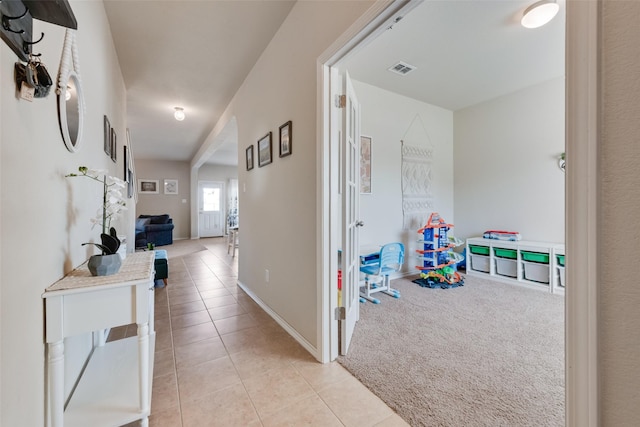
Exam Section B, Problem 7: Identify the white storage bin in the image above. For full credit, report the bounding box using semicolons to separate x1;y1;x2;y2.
557;266;565;287
522;260;550;284
495;258;517;278
470;254;490;273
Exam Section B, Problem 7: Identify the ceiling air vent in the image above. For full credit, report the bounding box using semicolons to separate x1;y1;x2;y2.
388;61;417;76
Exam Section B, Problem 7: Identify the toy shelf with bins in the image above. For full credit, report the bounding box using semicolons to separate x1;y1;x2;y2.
466;237;565;294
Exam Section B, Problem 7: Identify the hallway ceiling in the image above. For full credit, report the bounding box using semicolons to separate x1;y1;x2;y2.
103;0;564;167
103;0;296;165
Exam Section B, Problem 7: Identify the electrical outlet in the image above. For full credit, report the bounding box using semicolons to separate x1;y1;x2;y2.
265;269;269;283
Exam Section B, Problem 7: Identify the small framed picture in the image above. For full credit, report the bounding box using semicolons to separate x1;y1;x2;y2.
246;145;254;171
123;145;129;182
110;128;117;163
257;132;273;167
279;120;292;158
127;169;134;198
138;179;159;194
104;115;111;157
360;136;372;194
164;179;178;195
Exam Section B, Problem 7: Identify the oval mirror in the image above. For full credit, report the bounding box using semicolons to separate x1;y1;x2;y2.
58;71;84;152
57;30;84;153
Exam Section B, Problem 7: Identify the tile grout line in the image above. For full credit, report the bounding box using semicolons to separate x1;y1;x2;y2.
169;256;190;427
187;246;267;426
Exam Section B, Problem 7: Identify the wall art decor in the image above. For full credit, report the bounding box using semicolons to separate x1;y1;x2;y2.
401;142;434;230
138;179;159;194
360;136;372;194
104;115;111;157
164;179;178;195
279;120;292;158
110;128;117;162
258;132;272;167
126;129;138;203
123;145;133;198
246;145;254;171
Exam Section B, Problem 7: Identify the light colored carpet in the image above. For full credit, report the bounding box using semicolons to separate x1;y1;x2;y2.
338;274;564;427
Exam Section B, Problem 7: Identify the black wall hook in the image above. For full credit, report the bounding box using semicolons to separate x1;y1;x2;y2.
2;0;76;61
2;5;28;33
22;30;42;53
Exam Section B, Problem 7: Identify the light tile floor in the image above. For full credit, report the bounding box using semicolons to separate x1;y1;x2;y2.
114;238;407;427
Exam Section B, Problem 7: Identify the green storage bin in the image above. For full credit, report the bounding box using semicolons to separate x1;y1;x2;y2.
557;254;565;266
494;248;517;259
521;251;549;264
469;245;490;256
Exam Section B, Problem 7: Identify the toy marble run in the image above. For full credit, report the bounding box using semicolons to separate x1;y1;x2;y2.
414;212;464;288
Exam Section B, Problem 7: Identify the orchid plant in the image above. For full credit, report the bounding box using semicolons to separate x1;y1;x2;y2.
66;166;127;255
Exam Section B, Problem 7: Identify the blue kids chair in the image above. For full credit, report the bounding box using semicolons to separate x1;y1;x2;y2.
359;242;404;304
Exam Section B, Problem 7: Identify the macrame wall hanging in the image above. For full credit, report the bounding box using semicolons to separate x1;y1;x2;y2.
401;113;434;230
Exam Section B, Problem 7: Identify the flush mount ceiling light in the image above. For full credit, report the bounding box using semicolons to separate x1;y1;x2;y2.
174;107;185;121
521;0;559;29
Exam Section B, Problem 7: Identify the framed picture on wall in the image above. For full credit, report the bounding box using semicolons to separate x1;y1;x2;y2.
138;179;159;194
257;132;272;167
104;115;111;157
246;145;254;171
110;128;117;163
279;121;292;157
126;128;139;203
127;169;134;198
123;145;129;182
360;136;372;194
164;179;178;195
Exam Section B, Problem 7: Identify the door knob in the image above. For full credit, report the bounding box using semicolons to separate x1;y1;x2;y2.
356;220;364;227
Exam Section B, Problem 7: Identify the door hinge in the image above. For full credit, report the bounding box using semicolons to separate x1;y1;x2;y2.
335;306;346;320
335;94;346;109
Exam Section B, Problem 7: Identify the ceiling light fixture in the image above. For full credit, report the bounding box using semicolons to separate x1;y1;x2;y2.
521;0;559;29
174;107;185;121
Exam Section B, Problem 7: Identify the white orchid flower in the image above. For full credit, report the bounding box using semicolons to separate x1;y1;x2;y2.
106;176;126;188
67;166;130;234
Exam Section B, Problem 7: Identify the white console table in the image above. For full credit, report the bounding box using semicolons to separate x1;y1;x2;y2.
42;252;156;427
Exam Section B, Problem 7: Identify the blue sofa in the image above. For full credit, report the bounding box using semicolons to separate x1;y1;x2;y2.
135;214;174;248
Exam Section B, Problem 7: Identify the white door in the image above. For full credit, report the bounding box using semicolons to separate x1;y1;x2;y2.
198;181;224;237
340;71;361;355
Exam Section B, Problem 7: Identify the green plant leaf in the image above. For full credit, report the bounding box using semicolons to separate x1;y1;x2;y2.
81;242;111;254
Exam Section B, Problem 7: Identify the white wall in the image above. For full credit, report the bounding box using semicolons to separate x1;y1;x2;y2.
454;78;565;243
353;80;454;272
223;1;373;348
0;2;129;425
600;1;640;423
134;159;191;240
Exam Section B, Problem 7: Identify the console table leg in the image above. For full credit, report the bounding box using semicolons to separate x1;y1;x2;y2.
48;340;64;427
137;322;150;414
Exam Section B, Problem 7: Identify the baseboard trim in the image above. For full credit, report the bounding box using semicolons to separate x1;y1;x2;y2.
236;280;321;361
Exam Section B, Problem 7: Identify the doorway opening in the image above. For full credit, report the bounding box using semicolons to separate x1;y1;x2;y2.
318;0;598;424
